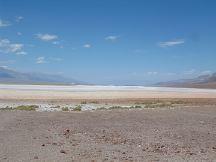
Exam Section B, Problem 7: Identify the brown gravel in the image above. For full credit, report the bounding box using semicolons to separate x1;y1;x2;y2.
1;106;216;161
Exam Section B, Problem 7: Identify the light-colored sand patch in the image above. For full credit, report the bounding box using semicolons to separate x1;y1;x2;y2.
0;89;216;100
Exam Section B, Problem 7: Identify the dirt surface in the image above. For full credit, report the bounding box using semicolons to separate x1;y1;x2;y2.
1;106;216;162
1;89;216;100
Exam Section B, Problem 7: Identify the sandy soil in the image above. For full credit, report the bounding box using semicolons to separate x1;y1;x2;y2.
1;106;216;162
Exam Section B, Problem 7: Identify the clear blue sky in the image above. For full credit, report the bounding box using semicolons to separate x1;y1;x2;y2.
0;0;216;85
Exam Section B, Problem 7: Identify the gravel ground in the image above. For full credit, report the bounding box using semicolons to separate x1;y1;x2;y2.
1;106;216;162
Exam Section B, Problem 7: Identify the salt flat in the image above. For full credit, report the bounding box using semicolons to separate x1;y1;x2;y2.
0;84;216;101
1;84;216;92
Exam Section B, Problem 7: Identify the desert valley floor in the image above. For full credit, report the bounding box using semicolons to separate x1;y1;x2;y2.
0;84;216;162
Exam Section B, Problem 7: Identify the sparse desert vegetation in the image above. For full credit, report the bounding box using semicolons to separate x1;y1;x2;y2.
130;105;142;109
0;106;13;111
73;105;82;111
0;105;38;111
97;107;107;110
15;105;38;111
51;105;61;108
1;99;215;112
144;102;173;108
62;107;69;111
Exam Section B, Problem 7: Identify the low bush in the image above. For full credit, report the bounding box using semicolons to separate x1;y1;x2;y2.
15;105;38;111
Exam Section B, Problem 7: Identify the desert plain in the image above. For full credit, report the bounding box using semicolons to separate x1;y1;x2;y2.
1;84;216;162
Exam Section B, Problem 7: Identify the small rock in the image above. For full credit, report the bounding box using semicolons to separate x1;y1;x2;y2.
160;145;165;148
41;144;45;147
60;149;66;154
52;142;58;145
188;152;195;155
64;129;70;135
34;156;39;159
64;129;70;138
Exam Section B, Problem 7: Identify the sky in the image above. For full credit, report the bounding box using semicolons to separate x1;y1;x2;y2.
0;0;216;85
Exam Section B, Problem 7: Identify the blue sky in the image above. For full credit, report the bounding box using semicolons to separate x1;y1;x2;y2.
0;0;216;85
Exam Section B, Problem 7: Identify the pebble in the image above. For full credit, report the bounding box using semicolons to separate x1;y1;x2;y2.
60;149;66;154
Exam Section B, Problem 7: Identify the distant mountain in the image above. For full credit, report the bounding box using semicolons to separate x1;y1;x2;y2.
0;67;83;85
157;73;216;89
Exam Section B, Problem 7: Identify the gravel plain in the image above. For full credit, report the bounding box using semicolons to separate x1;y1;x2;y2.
1;106;216;162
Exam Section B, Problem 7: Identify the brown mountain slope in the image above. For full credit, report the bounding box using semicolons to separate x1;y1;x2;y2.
158;73;216;89
173;82;216;89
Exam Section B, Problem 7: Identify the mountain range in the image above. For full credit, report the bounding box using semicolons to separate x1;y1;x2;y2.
0;66;82;85
157;73;216;89
1;66;216;89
